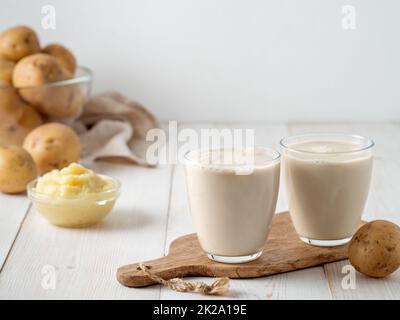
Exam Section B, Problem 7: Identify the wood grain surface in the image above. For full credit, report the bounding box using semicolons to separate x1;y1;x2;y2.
117;212;351;287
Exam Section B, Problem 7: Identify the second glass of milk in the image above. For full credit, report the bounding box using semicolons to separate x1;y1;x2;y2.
184;147;281;263
281;133;374;247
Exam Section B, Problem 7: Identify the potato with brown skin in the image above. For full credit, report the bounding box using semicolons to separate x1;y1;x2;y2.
12;53;82;117
0;82;25;122
23;123;81;174
0;58;15;83
42;43;77;74
349;220;400;278
18;103;43;129
0;101;43;146
12;53;69;86
0;145;37;194
0;26;40;61
17;83;83;118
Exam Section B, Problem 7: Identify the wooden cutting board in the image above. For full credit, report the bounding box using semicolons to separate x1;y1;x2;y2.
117;212;352;287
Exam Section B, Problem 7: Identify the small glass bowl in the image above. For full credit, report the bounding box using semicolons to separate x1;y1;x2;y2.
27;174;120;228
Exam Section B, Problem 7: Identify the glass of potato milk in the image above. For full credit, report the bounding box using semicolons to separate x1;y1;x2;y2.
281;133;374;246
184;147;280;263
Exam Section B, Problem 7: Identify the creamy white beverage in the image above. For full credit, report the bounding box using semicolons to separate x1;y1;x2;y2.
281;134;374;246
184;148;280;263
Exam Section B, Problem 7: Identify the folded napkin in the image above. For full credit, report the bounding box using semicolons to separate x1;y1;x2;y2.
73;92;159;167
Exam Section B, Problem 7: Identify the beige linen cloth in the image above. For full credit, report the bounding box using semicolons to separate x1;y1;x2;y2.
73;92;159;167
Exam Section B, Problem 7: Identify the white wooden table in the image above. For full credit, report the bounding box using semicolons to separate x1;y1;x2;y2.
1;123;399;300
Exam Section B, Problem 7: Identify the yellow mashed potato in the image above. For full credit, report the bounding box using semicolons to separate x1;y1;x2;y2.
31;163;119;228
36;163;115;197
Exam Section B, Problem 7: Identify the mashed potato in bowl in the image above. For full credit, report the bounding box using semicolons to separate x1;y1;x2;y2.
28;163;120;227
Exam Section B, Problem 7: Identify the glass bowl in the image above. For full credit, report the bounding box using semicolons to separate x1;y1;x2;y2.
0;66;92;145
13;66;93;121
27;174;120;228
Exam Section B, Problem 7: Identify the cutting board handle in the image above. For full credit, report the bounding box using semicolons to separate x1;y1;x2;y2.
117;256;191;287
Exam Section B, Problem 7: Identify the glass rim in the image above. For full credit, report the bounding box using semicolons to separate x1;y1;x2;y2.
280;133;375;155
27;174;120;201
183;146;281;168
9;65;93;90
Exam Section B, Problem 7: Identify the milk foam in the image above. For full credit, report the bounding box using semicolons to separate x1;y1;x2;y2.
289;140;360;153
187;148;279;172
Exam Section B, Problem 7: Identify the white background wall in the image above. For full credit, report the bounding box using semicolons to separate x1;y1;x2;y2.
1;0;399;122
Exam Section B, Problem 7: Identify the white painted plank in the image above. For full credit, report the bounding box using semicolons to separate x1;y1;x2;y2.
0;194;31;270
161;123;332;299
0;161;173;299
324;260;400;300
289;123;400;299
2;122;398;299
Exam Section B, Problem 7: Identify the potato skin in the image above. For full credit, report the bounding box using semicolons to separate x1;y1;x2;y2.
0;26;40;61
0;82;42;146
42;43;77;74
18;103;43;129
0;101;43;146
17;84;83;118
349;220;400;278
0;145;37;193
12;53;69;86
0;83;25;122
12;53;82;117
23;123;81;174
0;58;15;83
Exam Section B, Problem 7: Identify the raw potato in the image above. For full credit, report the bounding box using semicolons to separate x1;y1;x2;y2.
0;26;40;61
12;53;82;117
0;102;43;146
0;145;37;194
0;82;42;146
349;220;400;278
0;58;15;83
18;83;83;118
12;53;70;86
19;103;43;129
43;43;77;74
23;123;81;174
0;82;25;122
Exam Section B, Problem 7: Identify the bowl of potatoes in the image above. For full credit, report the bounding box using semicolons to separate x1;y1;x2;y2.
0;25;92;146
